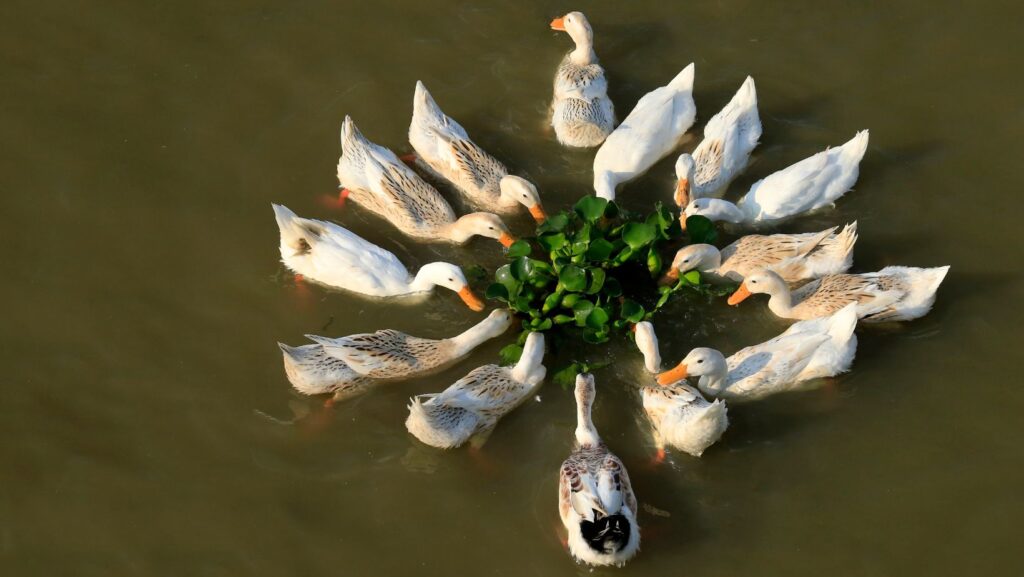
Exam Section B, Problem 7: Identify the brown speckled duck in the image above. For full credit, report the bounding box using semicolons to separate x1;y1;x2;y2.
336;116;515;247
549;12;615;148
279;310;513;401
662;223;858;285
408;81;547;223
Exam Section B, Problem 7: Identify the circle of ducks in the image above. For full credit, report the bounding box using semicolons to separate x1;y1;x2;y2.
273;11;950;568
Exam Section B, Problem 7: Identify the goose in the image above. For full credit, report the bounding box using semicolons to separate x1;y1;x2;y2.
408;81;547;222
272;204;484;310
593;63;696;200
558;373;641;566
336;116;515;247
278;310;513;401
673;76;761;206
634;322;728;459
728;265;950;322
657;303;860;400
405;332;547;449
662;223;858;285
549;11;615;148
683;130;869;226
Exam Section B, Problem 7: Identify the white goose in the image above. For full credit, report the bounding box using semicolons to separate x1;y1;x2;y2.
336;116;515;247
558;373;640;567
408;81;547;222
657;303;860;400
674;76;761;206
549;11;615;148
279;310;513;401
405;332;547;449
662;223;858;285
272;204;484;310
593;63;696;200
683;130;869;225
634;322;728;459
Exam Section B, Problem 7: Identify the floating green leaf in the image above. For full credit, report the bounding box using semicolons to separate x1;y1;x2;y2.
537;232;566;252
587;268;606;294
586;306;610;330
559;265;588;292
621;299;645;323
685;215;718;244
499;344;523;366
507;239;531;258
586;238;615;261
538;212;569;233
485;283;509;302
574;196;608;223
622;222;657;249
572;299;595;326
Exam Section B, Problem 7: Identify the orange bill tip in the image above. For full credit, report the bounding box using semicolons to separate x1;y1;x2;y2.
727;282;752;306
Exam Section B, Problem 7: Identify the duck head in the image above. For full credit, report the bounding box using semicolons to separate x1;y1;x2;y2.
657;348;727;385
415;263;485;311
499;175;547;223
673;154;696;207
728;268;786;306
682;198;745;228
551;12;595;64
660;244;721;285
450;212;516;247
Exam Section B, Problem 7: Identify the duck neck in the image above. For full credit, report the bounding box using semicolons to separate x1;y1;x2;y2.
594;172;617;200
511;336;545;383
703;249;724;274
714;201;747;224
575;395;600;447
698;365;729;394
570;41;596;66
449;317;501;357
766;287;796;318
438;218;473;245
408;268;437;293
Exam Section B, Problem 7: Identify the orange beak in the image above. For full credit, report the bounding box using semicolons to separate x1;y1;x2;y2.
529;204;547;224
499;232;516;248
680;215;688;231
727;282;753;306
674;178;690;208
658;267;680;286
656;363;689;386
457;287;485;311
550;17;566;31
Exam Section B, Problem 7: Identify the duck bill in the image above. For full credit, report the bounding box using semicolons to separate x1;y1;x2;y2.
528;204;548;223
550;17;566;31
656;363;688;386
458;287;485;311
658;267;680;286
727;283;752;306
679;215;688;231
674;178;690;207
499;232;516;248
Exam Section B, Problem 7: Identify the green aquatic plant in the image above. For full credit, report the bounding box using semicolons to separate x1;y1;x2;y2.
486;196;732;369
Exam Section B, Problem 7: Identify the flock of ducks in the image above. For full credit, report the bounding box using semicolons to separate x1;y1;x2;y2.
273;12;950;567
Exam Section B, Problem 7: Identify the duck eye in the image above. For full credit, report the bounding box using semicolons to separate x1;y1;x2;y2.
447;278;453;282
488;226;495;230
751;280;757;284
697;359;704;364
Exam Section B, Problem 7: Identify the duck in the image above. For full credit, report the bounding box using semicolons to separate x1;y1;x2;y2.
408;81;547;223
549;11;615;148
661;223;858;285
728;265;951;322
593;63;696;200
278;310;513;401
272;204;485;310
682;130;869;225
336;116;515;247
405;332;547;449
634;322;728;459
673;76;761;206
558;373;641;567
656;303;860;400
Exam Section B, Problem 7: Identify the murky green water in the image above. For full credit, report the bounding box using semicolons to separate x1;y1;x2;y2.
4;1;1023;575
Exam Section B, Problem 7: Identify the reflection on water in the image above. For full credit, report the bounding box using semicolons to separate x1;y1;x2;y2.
3;0;1024;575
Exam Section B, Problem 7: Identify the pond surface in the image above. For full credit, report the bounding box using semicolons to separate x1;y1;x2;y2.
3;1;1023;575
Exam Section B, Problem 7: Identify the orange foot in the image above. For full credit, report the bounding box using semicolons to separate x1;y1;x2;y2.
299;396;336;437
467;445;500;476
646;448;667;469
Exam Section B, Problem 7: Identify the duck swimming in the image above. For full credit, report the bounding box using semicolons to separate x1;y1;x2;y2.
549;11;615;148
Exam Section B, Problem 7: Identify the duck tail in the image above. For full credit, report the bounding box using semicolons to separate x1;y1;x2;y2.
668;63;695;91
734;75;757;109
667;399;729;457
272;204;320;254
840;130;870;163
278;342;346;396
405;396;478;449
826;302;860;343
412;80;445;127
826;221;859;273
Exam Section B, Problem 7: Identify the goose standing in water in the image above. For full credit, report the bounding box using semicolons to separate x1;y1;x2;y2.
593;64;696;200
661;223;858;285
549;11;615;148
406;332;547;449
657;304;860;400
634;322;728;459
558;373;640;566
279;310;513;401
729;265;950;322
683;130;869;226
272;204;484;310
336;116;515;247
674;75;761;207
408;81;547;223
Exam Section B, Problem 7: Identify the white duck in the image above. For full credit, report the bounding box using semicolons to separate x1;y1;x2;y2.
279;310;513;401
558;373;640;567
336;116;515;247
405;332;547;449
683;130;869;225
634;322;728;459
593;63;696;200
408;81;547;222
674;76;761;206
728;265;950;322
272;204;484;310
549;11;615;148
662;223;858;285
657;303;860;400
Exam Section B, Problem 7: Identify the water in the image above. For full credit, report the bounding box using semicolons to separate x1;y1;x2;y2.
3;1;1023;575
